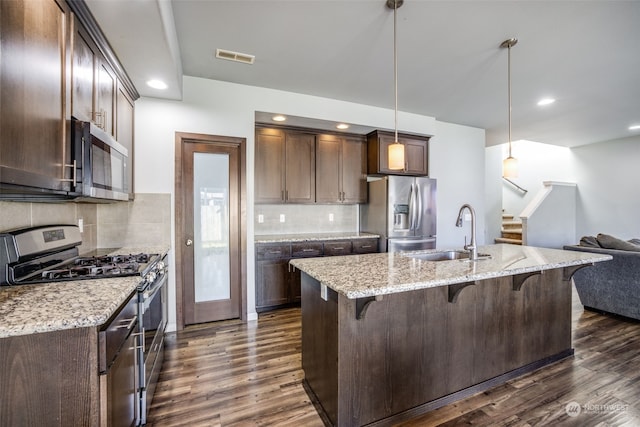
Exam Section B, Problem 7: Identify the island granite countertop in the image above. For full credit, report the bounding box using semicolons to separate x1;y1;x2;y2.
289;243;612;299
255;232;379;244
0;245;170;339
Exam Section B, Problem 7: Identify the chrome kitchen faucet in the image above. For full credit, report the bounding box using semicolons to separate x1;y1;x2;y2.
455;204;478;261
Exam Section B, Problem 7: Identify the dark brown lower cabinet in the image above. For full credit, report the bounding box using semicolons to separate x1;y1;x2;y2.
0;291;138;426
102;328;138;427
255;238;378;312
256;258;292;310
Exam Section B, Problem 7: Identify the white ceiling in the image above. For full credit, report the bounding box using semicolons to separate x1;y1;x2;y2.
86;0;640;147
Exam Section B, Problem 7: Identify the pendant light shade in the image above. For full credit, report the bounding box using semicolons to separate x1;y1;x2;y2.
503;156;518;178
387;0;405;170
501;38;518;178
388;142;405;170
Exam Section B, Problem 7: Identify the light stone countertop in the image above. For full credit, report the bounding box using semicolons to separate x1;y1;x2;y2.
0;245;170;339
289;244;612;299
255;232;380;244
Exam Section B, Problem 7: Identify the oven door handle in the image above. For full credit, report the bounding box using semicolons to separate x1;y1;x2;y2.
142;272;167;302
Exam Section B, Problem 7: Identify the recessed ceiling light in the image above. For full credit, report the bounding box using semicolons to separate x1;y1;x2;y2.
272;115;286;122
629;124;640;131
537;98;555;106
336;123;350;130
146;79;168;90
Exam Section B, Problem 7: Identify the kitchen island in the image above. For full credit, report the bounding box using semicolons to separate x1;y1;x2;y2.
290;244;611;427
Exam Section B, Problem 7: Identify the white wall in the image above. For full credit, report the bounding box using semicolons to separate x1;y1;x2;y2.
521;183;576;248
485;136;640;245
429;120;486;249
501;140;575;217
135;76;486;328
572;136;640;239
484;145;503;244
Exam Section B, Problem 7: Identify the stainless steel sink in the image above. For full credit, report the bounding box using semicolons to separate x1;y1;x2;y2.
406;250;491;262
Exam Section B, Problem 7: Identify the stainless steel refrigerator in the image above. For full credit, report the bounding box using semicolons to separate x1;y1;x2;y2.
360;176;437;252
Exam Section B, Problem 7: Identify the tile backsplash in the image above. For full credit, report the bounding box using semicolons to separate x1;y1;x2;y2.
97;193;171;248
255;204;359;235
0;193;171;253
0;200;98;254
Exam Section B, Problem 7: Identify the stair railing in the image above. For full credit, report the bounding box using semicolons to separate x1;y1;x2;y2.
502;177;528;194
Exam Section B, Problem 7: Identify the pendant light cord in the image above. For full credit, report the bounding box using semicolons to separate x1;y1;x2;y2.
393;0;398;143
507;42;512;157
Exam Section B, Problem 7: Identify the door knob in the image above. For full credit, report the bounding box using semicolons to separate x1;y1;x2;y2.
186;239;193;246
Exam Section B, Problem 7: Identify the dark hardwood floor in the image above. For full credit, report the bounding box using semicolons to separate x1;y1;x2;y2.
147;288;640;426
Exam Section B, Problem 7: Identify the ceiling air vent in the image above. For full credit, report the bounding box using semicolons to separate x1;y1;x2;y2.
215;48;255;65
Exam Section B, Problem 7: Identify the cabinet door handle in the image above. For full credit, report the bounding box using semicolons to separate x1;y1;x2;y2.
61;160;77;183
116;316;137;332
93;111;103;129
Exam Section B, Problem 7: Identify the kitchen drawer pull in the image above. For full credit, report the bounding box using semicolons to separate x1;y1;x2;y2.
360;245;372;249
333;247;344;250
116;316;137;331
268;250;282;254
302;249;317;252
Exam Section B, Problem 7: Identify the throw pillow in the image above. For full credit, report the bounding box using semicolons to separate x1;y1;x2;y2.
579;235;600;247
596;233;640;252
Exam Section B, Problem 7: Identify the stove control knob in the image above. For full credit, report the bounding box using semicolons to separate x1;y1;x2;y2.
146;271;157;283
156;261;166;271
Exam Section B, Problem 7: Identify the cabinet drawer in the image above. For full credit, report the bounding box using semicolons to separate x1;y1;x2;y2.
352;238;379;254
292;242;323;258
256;244;291;260
323;241;353;256
98;292;138;373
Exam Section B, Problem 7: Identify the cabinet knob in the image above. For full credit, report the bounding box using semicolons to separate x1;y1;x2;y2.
186;238;193;246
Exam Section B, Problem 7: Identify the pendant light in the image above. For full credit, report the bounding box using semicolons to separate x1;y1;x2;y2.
501;38;518;178
387;0;405;170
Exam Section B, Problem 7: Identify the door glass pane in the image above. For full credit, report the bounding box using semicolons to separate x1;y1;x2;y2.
193;153;230;302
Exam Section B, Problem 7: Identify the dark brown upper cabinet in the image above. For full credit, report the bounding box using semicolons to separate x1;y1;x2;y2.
316;134;367;203
0;0;139;200
0;0;73;196
255;127;316;204
367;130;430;176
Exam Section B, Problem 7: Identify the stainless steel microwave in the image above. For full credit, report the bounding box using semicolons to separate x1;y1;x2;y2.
71;118;129;201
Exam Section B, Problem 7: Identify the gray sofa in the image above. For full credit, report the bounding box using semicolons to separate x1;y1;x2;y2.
564;239;640;320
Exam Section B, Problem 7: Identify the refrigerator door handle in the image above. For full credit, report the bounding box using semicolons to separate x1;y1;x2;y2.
408;183;416;230
416;182;423;229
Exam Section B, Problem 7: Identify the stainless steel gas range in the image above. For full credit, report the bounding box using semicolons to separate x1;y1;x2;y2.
0;224;168;426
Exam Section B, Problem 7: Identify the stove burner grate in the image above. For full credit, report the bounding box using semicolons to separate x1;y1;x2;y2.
40;254;149;280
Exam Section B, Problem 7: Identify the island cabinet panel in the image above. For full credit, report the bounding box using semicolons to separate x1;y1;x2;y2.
0;0;73;194
301;268;572;426
0;327;99;426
